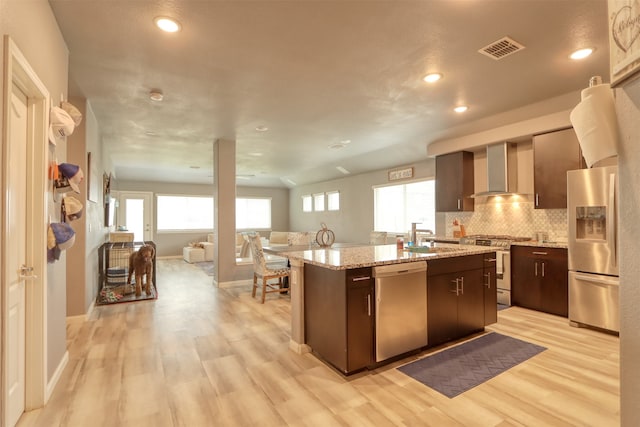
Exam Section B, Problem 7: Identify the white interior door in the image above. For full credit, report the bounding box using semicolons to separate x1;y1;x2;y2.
2;36;49;424
6;83;28;427
118;191;153;242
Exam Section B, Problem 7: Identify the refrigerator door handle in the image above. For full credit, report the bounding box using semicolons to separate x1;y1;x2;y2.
608;173;617;267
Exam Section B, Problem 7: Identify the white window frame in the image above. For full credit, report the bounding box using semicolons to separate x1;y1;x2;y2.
327;191;340;211
302;194;313;212
313;192;325;211
236;197;272;230
156;194;214;232
373;179;435;235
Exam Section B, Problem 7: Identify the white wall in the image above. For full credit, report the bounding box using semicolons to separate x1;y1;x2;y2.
65;97;108;317
289;159;437;244
114;180;289;256
83;101;108;312
0;0;70;382
618;76;640;426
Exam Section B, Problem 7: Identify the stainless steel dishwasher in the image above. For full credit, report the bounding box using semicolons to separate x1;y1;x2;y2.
373;261;428;362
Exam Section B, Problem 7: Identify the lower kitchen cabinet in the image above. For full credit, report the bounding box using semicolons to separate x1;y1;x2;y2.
483;253;498;325
427;254;487;347
511;246;568;317
304;264;373;374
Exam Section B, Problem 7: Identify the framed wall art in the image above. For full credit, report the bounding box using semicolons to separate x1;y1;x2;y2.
388;167;414;181
609;0;640;86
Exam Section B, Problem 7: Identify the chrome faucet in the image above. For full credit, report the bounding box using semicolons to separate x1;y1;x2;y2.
411;222;434;245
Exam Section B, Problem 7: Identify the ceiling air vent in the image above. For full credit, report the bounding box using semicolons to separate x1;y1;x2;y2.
478;36;525;60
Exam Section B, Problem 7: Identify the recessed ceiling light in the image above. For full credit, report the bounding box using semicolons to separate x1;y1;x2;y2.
286;179;297;186
340;139;352;144
154;17;181;33
336;166;350;175
255;125;269;132
249;152;263;156
570;48;594;60
454;106;468;113
149;90;164;101
423;73;443;83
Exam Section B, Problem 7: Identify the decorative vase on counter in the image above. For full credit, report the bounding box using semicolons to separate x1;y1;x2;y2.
315;222;335;247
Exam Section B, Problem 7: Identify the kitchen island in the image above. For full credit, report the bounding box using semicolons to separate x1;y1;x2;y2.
273;243;497;374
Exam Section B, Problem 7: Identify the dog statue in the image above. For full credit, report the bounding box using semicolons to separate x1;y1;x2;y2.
128;244;155;296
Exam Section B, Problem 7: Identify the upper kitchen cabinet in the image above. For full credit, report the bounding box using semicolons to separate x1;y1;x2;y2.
533;128;585;209
436;151;474;212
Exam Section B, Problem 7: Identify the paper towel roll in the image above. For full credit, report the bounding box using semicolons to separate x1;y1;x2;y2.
569;83;619;168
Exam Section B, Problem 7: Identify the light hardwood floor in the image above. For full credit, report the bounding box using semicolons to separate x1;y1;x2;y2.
18;258;619;426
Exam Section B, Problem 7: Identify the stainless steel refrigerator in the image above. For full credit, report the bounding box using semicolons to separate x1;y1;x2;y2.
567;165;619;332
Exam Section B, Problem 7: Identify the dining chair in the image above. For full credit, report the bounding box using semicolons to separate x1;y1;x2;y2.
238;236;251;258
369;231;388;245
247;233;290;303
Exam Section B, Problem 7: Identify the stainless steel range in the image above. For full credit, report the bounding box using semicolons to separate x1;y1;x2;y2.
460;235;532;305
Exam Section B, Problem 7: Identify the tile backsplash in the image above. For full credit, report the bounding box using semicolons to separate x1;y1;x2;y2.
444;197;567;241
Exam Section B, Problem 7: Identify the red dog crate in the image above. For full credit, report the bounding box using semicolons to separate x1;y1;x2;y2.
97;241;157;305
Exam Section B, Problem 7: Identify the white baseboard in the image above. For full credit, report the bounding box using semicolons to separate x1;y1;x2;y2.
85;300;95;319
45;350;69;402
66;300;96;323
289;340;311;355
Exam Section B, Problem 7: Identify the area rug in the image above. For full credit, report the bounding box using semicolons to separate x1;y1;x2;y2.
194;261;214;276
397;332;546;398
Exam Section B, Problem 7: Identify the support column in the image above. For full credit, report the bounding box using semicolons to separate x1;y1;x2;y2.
213;139;237;286
618;78;640;427
289;258;310;354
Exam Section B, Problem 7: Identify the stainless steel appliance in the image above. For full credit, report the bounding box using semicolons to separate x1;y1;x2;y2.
460;235;532;306
568;165;619;332
372;262;427;362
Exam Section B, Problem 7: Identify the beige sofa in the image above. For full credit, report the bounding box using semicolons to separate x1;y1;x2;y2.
204;232;244;255
268;231;289;245
268;231;313;246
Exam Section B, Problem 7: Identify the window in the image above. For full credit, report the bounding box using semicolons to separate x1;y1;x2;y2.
302;195;312;212
313;193;325;211
327;191;340;211
236;197;271;229
374;179;435;234
157;195;214;231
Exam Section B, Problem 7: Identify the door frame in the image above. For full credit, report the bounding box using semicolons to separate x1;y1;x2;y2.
2;36;49;422
117;191;153;241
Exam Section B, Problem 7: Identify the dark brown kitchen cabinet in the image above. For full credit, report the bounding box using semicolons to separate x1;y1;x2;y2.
427;254;486;347
436;151;474;212
511;246;568;317
483;253;498;326
533;127;586;209
304;265;373;375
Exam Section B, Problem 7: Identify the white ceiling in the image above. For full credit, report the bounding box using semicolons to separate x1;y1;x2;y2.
49;0;610;188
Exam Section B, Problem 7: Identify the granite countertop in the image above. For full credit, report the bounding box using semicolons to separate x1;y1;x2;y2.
511;241;568;249
284;243;496;270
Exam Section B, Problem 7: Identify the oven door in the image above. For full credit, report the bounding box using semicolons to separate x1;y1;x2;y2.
496;249;511;305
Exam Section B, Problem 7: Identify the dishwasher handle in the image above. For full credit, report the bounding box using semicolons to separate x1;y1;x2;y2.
372;261;427;278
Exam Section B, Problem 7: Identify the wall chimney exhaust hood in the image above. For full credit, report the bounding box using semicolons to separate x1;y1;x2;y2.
471;142;524;198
